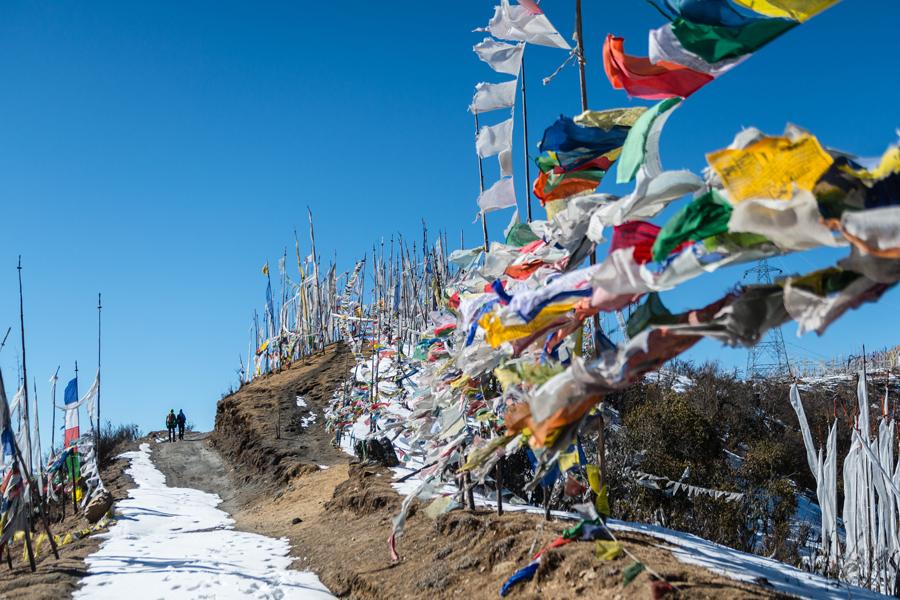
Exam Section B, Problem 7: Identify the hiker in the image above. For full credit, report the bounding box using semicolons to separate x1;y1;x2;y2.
166;409;176;442
176;409;187;441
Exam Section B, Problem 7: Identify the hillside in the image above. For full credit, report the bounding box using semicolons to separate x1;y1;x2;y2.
206;343;883;599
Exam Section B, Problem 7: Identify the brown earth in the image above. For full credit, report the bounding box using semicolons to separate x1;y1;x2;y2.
201;343;786;600
0;451;136;600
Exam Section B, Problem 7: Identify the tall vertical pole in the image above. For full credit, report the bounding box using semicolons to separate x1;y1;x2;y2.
520;46;533;223
50;366;60;455
474;114;489;253
16;257;33;478
97;293;102;462
574;0;607;509
574;0;589;113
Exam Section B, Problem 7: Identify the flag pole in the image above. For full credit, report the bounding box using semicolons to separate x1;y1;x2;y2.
96;293;102;464
16;257;33;478
520;46;533;223
574;0;607;508
50;366;60;455
474;114;489;253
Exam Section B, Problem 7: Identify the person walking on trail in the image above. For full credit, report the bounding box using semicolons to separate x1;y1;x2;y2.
176;409;187;441
166;409;176;443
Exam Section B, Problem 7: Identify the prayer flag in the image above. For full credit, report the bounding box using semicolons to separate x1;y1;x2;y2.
669;16;796;64
616;97;681;184
470;80;518;114
0;370;16;458
478;177;518;214
483;0;571;50
649;24;748;77
707;133;833;201
538;114;633;172
732;0;839;22
595;540;623;561
473;38;524;76
261;261;269;276
64;377;80;447
476;117;513;158
603;35;713;100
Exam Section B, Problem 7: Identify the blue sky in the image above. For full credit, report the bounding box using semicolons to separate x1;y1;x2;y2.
0;1;897;439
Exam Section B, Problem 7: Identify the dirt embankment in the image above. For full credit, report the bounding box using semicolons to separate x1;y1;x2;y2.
211;343;782;600
0;452;135;600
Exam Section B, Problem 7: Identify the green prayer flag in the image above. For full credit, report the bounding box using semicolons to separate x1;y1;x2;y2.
626;293;679;338
622;561;646;587
787;267;861;296
652;189;732;263
616;98;681;184
671;16;797;63
505;223;540;247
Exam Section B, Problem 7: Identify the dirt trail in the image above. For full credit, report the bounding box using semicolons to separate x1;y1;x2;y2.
201;343;782;600
152;431;241;514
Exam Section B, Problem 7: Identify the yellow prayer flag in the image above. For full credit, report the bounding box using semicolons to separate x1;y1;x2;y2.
595;540;623;561
574;107;647;130
707;134;833;202
262;261;269;276
733;0;838;21
839;146;900;181
478;302;576;348
558;445;582;472
587;464;611;517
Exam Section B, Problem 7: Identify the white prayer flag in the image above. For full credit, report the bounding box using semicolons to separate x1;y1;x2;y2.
473;38;524;76
478;177;517;213
476;117;513;158
470;80;518;114
482;0;571;50
499;148;513;177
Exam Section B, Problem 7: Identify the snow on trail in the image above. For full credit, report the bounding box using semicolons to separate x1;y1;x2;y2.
75;443;334;600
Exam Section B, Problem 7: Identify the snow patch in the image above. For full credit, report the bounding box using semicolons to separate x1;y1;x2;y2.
296;396;307;408
75;443;334;600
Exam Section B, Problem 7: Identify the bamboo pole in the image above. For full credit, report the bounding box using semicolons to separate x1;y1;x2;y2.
520;46;533;223
16;257;33;477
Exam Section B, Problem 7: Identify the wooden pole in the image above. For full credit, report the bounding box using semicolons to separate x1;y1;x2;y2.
574;0;608;505
71;361;79;514
96;293;102;464
520;46;533;223
50;367;59;456
474;114;489;253
496;457;504;516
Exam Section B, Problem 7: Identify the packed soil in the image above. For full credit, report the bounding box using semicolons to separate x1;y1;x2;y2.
0;450;136;600
193;342;785;600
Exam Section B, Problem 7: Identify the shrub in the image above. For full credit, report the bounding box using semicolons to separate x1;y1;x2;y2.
98;421;141;470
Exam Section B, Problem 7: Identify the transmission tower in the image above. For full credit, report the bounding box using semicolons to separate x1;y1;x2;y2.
743;259;791;379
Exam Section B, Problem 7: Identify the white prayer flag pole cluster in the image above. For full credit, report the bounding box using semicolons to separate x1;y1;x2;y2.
790;375;900;595
470;1;570;229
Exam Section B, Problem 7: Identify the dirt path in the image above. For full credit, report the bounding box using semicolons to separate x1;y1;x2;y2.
151;431;241;514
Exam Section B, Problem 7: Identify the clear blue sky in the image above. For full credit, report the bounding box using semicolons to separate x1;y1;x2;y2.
1;1;897;438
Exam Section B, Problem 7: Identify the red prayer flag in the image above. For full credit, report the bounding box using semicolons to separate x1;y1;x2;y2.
602;34;713;100
611;221;692;264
